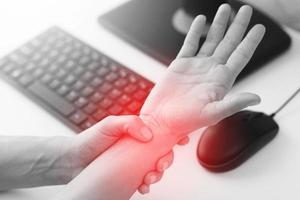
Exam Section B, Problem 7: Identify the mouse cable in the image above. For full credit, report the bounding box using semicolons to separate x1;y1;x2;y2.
270;87;300;118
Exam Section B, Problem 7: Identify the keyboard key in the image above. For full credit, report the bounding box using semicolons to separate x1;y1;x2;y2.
91;52;100;60
41;74;53;84
90;77;103;87
25;62;37;71
81;71;94;82
56;54;68;66
49;50;59;59
100;57;109;67
65;60;75;69
105;72;118;82
0;58;6;67
93;109;109;121
57;85;70;96
109;104;123;115
10;69;23;79
33;68;44;78
19;45;34;56
99;98;113;109
109;89;122;99
73;81;85;90
64;75;76;85
118;94;131;105
124;84;137;94
28;81;75;116
109;64;118;71
73;66;84;76
75;97;88;108
139;80;151;90
134;90;148;101
129;75;138;83
49;79;61;89
70;50;81;60
81;118;97;130
62;46;73;55
18;74;34;86
48;64;59;73
2;63;15;73
79;56;90;65
114;78;128;88
96;67;109;76
99;83;112;93
127;101;142;113
56;69;67;79
90;92;103;103
32;53;42;62
119;69;128;77
70;111;87;124
83;46;91;55
83;103;97;114
87;62;100;70
81;86;94;97
66;91;79;102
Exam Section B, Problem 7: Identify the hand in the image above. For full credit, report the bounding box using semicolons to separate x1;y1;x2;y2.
138;136;189;194
141;4;265;139
61;114;186;191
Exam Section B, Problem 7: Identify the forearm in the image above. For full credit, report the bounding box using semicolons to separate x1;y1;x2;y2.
0;136;73;190
56;131;178;200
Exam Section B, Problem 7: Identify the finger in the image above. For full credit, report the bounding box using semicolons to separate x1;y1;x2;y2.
226;24;266;77
156;151;174;172
177;136;190;145
138;184;150;195
177;15;206;58
143;171;164;185
202;92;261;125
212;5;253;63
198;4;231;56
85;115;152;142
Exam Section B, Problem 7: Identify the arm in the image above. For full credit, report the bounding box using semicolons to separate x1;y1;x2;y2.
55;4;265;200
55;118;177;200
0;135;71;189
0;115;160;190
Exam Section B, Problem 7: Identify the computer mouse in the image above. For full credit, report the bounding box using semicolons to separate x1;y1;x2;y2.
197;110;279;172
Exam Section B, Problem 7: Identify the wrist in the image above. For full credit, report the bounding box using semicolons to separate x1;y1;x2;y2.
139;114;179;143
56;136;84;183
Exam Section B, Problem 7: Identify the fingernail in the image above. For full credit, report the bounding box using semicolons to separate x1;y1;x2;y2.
142;185;150;194
144;187;150;194
141;127;152;140
149;175;156;184
249;98;261;106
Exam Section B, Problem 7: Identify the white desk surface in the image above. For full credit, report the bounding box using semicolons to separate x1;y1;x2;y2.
0;0;300;199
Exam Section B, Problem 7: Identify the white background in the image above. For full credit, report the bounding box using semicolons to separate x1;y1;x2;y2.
0;0;300;199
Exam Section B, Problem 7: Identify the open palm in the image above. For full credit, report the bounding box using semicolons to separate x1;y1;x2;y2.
141;4;265;137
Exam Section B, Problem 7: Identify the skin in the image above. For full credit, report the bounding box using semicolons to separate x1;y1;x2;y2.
0;115;174;190
53;4;265;200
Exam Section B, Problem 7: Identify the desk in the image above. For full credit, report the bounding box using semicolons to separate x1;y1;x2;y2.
0;0;300;199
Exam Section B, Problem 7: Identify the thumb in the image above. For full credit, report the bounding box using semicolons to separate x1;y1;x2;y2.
202;92;261;126
85;115;153;143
